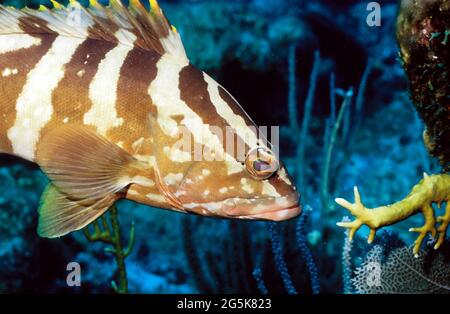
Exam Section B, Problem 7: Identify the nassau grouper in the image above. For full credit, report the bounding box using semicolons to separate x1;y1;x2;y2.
0;0;301;238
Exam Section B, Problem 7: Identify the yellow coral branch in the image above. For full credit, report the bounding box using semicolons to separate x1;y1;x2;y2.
435;202;450;250
336;173;450;257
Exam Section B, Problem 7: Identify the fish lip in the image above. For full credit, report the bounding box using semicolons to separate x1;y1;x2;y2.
181;191;301;221
242;204;302;221
181;191;301;220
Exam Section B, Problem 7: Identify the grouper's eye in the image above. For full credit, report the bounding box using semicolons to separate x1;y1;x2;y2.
245;147;279;180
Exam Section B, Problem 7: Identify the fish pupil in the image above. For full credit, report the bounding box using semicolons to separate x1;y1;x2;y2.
253;159;271;172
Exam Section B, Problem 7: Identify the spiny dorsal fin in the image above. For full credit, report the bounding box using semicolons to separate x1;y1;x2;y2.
0;0;187;61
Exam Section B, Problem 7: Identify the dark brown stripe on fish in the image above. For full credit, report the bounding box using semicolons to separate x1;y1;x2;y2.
107;48;161;153
19;15;58;35
218;85;257;132
0;17;57;153
88;17;120;43
179;64;249;162
132;15;165;53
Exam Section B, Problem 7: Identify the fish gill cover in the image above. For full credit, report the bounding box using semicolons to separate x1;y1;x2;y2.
0;0;448;294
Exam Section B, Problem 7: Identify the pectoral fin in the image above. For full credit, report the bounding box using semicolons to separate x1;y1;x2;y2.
147;114;193;210
38;183;117;238
36;125;145;201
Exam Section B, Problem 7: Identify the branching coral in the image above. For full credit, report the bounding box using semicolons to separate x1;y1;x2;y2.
336;173;450;257
83;205;135;294
268;222;298;294
295;206;320;294
252;268;268;294
254;206;321;294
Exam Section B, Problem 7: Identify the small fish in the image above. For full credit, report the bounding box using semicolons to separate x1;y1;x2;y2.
0;0;300;238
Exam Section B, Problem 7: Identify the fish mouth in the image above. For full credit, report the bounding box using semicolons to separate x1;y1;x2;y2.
242;204;301;221
182;191;301;222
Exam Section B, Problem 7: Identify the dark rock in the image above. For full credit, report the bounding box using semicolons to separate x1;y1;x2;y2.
397;0;450;171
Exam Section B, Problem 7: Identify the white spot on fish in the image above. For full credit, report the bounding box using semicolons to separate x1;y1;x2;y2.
146;193;166;203
197;175;204;181
76;69;85;77
240;178;254;194
262;181;281;197
164;146;191;162
164;173;183;185
174;190;187;197
1;68;18;77
132;175;155;187
202;169;211;177
275;197;289;207
184;202;222;214
219;187;228;194
277;168;292;186
127;189;139;196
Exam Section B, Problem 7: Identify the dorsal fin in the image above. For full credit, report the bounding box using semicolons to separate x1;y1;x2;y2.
0;0;187;61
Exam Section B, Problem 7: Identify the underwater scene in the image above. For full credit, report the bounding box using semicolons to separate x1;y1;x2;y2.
0;0;449;295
